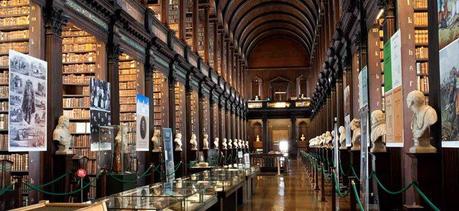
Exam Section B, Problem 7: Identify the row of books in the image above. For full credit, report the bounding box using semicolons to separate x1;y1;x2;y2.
0;0;30;7
416;62;429;75
0;42;28;54
413;12;428;27
72;148;96;160
119;74;138;82
63;97;90;108
0;71;7;84
0;134;7;150
119;61;138;69
119;68;138;75
62;52;96;64
120;96;136;105
63;109;89;120
0;153;29;171
413;0;427;8
69;122;90;134
119;81;137;90
0;30;29;42
120;104;135;112
0;85;7;97
63;64;96;74
63;74;92;84
415;47;428;60
0;15;29;27
73;134;90;147
62;36;97;45
120;89;136;97
0;113;7;130
415;30;428;45
120;113;135;122
62;43;97;53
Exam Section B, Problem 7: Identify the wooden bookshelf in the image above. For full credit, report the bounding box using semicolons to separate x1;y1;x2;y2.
174;82;185;134
61;23;105;201
185;0;193;47
190;91;198;136
169;0;180;35
197;8;205;58
118;52;140;173
153;70;167;129
0;0;42;207
413;0;429;96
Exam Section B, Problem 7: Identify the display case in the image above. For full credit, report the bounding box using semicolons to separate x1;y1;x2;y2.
184;169;244;194
102;180;218;211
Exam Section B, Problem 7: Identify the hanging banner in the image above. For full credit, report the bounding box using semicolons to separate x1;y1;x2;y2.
345;114;351;147
359;66;368;109
163;128;175;182
384;30;404;147
439;38;459;147
8;50;47;152
90;79;111;151
136;94;150;151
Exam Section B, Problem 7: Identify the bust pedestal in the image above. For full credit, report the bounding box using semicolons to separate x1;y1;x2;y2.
52;151;73;202
370;151;401;210
405;152;441;210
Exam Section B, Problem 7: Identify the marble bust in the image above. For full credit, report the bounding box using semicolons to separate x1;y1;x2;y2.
202;133;209;150
246;141;249;149
350;119;361;151
190;133;198;151
239;139;243;149
222;138;228;150
151;129;162;152
370;110;387;152
234;139;239;149
256;135;260;142
228;139;233;149
53;115;73;155
407;90;437;153
339;126;347;150
174;132;183;151
214;137;219;149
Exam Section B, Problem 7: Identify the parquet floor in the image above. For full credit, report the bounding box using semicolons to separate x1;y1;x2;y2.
240;159;350;211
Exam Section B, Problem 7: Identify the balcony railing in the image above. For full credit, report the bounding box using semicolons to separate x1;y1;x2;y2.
247;98;311;110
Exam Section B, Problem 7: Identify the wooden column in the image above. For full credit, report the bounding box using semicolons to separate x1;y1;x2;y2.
44;6;66;203
192;0;199;52
161;0;168;25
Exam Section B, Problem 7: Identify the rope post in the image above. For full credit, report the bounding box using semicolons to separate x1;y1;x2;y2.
320;163;326;202
332;169;337;211
314;160;320;191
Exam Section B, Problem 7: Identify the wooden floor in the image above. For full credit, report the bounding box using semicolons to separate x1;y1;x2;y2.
240;159;348;211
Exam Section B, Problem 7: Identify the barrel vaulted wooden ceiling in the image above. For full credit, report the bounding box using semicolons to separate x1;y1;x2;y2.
212;0;321;61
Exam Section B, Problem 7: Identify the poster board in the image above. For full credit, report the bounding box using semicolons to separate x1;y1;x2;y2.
384;30;404;147
8;50;47;152
136;94;149;151
439;38;459;147
90;79;111;151
162;128;174;182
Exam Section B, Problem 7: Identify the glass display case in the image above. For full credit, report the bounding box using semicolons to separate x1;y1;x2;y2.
101;180;217;211
184;169;244;193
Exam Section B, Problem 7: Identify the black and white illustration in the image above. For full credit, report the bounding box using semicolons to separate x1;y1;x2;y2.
8;50;47;152
90;78;111;151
